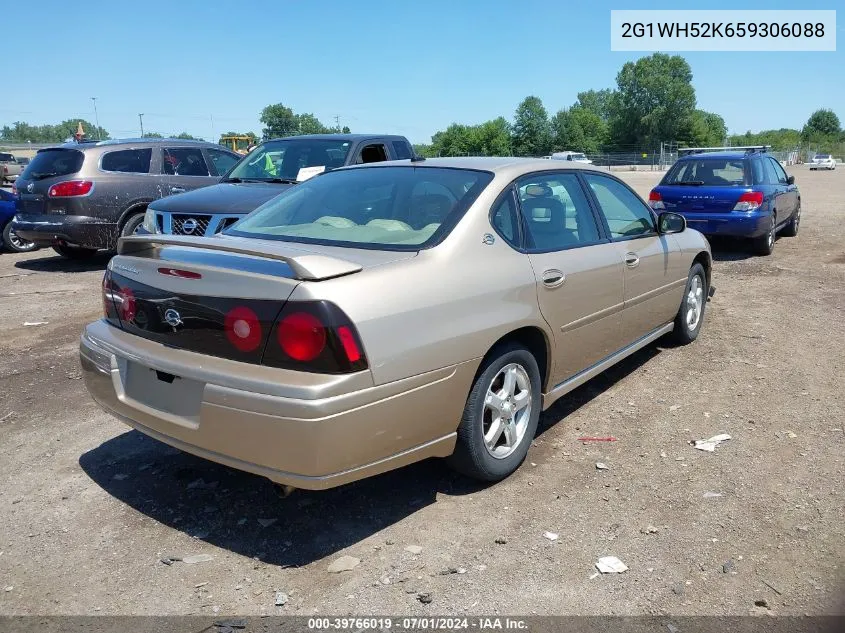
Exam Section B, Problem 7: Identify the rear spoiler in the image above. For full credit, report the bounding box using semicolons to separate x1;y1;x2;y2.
117;234;363;281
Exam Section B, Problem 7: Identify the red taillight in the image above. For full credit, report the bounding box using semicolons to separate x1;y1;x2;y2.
733;191;764;212
278;312;326;361
225;306;263;353
263;301;368;373
48;180;93;198
117;287;136;323
648;190;664;210
336;326;362;363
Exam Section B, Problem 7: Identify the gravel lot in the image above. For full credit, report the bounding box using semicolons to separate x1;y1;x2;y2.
0;168;843;617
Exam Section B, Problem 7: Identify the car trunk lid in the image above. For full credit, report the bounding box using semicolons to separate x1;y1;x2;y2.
105;234;415;363
652;184;748;213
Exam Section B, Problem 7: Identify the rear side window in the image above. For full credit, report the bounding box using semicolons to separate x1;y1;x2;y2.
762;158;780;184
101;148;152;173
665;158;747;186
768;157;788;184
751;159;766;185
392;141;412;160
0;153;14;162
22;149;84;179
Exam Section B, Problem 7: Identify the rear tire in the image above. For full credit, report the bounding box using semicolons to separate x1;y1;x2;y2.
52;244;98;260
781;205;800;237
753;214;776;256
672;263;707;345
448;343;541;482
2;221;38;253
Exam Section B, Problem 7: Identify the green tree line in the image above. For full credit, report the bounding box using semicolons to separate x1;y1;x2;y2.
3;55;842;156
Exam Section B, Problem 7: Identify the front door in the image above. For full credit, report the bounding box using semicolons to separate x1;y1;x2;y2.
512;171;625;385
582;172;685;345
767;157;797;223
161;146;217;197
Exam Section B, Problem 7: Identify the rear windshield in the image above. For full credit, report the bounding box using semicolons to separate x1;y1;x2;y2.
0;153;14;162
814;154;831;160
226;138;353;182
22;149;84;180
227;166;494;250
664;158;747;186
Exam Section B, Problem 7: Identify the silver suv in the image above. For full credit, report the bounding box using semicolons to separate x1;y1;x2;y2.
11;139;240;259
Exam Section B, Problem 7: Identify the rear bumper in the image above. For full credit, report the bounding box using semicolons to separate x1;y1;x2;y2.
80;320;473;490
679;211;770;238
11;214;117;249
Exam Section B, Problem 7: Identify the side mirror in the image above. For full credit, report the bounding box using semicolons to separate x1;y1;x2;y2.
787;175;795;185
657;211;686;234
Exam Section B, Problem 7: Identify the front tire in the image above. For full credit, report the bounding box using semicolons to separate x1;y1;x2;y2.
672;263;708;345
52;243;98;259
2;221;38;253
448;343;541;482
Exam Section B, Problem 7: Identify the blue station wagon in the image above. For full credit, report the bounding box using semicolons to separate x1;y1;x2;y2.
649;147;800;255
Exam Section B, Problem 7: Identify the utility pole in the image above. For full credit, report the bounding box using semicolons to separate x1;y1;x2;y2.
91;97;101;140
139;113;145;138
335;115;340;132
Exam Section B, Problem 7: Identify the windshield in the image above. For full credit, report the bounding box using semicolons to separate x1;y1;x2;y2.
571;153;586;160
225;138;353;182
664;158;747;186
814;155;831;160
227;166;493;250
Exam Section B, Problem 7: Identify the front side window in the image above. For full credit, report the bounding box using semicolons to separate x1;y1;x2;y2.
162;148;209;176
207;148;240;176
228;166;492;250
515;173;601;251
101;149;152;173
664;158;747;186
583;173;655;239
357;144;388;164
226;139;352;182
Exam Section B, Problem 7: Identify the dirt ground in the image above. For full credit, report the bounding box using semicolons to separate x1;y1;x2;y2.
0;168;843;617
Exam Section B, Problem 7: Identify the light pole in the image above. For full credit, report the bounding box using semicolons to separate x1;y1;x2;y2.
91;97;100;140
139;113;145;138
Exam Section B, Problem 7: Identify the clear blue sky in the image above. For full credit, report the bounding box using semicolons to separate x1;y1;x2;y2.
3;0;841;144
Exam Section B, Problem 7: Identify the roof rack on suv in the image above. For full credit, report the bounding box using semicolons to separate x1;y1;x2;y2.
678;145;771;156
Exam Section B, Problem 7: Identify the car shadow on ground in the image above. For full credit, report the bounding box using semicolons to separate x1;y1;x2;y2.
14;251;111;272
78;342;662;568
707;236;764;262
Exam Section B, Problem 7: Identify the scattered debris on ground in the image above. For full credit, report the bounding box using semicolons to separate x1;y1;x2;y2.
595;556;628;574
327;555;361;573
691;433;732;452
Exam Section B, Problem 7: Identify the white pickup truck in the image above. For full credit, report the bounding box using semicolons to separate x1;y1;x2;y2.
0;152;24;184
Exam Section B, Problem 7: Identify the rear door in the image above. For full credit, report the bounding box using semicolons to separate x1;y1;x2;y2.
766;157;797;222
511;171;626;384
582;172;685;345
161;146;217;196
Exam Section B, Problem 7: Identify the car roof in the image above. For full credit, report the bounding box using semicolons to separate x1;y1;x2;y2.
678;151;751;160
263;134;408;143
341;156;607;178
50;138;220;150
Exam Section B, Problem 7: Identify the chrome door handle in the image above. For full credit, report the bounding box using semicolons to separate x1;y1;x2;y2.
625;253;640;268
170;187;186;194
541;269;566;288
